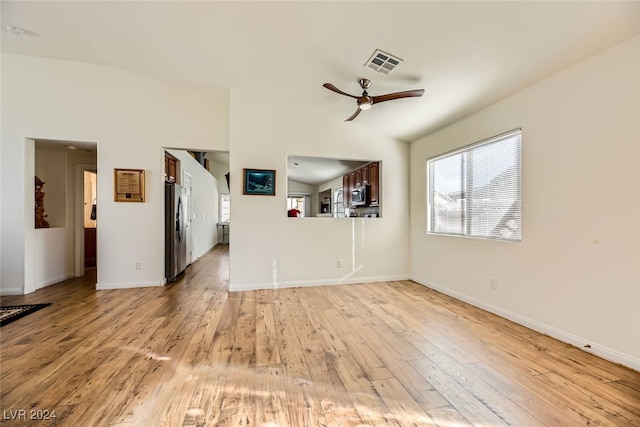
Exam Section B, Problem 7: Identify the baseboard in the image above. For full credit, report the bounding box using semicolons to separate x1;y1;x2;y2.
96;280;163;290
411;276;640;372
36;274;74;290
229;274;410;292
0;287;24;296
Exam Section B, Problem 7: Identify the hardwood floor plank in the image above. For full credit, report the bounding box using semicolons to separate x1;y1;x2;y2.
463;358;578;426
250;364;291;427
297;296;349;353
321;307;393;381
536;371;638;426
305;351;364;426
331;350;401;426
371;377;437;426
411;338;548;426
425;405;473;426
255;302;281;366
410;357;510;426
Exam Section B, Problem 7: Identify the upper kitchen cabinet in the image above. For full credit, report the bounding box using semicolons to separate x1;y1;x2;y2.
342;174;351;207
368;162;379;206
343;161;380;211
164;152;178;183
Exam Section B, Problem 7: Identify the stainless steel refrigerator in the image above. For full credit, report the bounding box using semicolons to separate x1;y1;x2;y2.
165;182;187;282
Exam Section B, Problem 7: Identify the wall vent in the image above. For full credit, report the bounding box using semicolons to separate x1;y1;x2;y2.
364;49;403;74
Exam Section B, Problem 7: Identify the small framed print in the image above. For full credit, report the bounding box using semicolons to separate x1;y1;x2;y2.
114;168;145;202
243;168;276;196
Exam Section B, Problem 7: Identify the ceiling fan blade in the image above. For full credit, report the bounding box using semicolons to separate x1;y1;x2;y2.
372;89;425;104
345;108;362;121
323;83;359;99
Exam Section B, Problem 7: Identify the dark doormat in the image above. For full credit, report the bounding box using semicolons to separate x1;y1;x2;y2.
0;304;52;326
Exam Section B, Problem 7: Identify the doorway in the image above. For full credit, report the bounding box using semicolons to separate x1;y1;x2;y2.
163;148;230;284
28;139;97;293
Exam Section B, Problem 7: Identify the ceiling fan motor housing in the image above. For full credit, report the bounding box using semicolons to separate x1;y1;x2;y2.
359;78;371;90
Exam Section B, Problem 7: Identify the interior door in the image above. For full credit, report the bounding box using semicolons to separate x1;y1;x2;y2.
182;172;193;266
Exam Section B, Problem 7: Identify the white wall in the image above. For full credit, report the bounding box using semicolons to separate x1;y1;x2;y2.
409;36;640;369
35;149;66;227
167;149;220;258
1;53;229;293
208;158;230;195
33;227;72;290
229;85;410;291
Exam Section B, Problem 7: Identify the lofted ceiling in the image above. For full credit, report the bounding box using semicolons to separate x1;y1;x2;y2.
2;1;639;144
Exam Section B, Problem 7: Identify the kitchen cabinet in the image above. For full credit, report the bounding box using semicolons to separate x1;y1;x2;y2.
361;165;369;185
343;161;380;208
84;227;96;267
348;172;356;198
343;174;351;207
165;152;177;183
368;162;379;206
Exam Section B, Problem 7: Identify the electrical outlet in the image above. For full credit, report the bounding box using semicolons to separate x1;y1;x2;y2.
336;259;343;268
490;277;497;290
136;261;143;270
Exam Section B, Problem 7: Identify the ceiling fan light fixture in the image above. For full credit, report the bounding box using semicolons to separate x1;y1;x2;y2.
358;102;372;111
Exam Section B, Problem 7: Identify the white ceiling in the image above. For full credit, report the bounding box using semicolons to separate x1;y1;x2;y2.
35;139;96;153
2;1;638;144
288;155;370;186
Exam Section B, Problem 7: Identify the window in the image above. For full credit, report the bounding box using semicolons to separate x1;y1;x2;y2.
220;194;230;223
333;188;345;218
287;194;308;217
427;129;522;242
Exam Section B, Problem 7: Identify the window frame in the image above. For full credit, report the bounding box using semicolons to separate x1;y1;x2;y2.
219;193;231;223
426;128;522;242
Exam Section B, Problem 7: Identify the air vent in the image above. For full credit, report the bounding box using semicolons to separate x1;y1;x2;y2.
365;49;402;74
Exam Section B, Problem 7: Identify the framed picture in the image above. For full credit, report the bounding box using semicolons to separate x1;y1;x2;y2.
114;168;145;202
243;168;276;196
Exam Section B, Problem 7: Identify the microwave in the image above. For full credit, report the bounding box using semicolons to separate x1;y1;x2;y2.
351;184;370;206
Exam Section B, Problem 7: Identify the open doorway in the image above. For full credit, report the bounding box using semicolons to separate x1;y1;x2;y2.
29;139;97;293
163;149;229;283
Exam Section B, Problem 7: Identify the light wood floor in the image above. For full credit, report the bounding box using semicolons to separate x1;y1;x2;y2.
1;246;638;426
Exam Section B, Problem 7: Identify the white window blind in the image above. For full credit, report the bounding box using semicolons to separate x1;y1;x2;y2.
427;129;522;242
220;194;231;223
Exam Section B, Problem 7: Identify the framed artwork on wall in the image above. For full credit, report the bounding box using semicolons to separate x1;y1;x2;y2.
243;168;276;196
114;168;145;202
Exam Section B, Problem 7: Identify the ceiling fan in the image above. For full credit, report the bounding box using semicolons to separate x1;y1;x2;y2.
323;78;424;121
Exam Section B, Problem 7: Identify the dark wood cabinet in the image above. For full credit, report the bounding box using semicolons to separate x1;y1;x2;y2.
342;174;351;207
84;227;96;268
165;153;177;182
368;162;379;206
361;165;369;184
344;172;356;207
343;161;380;208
